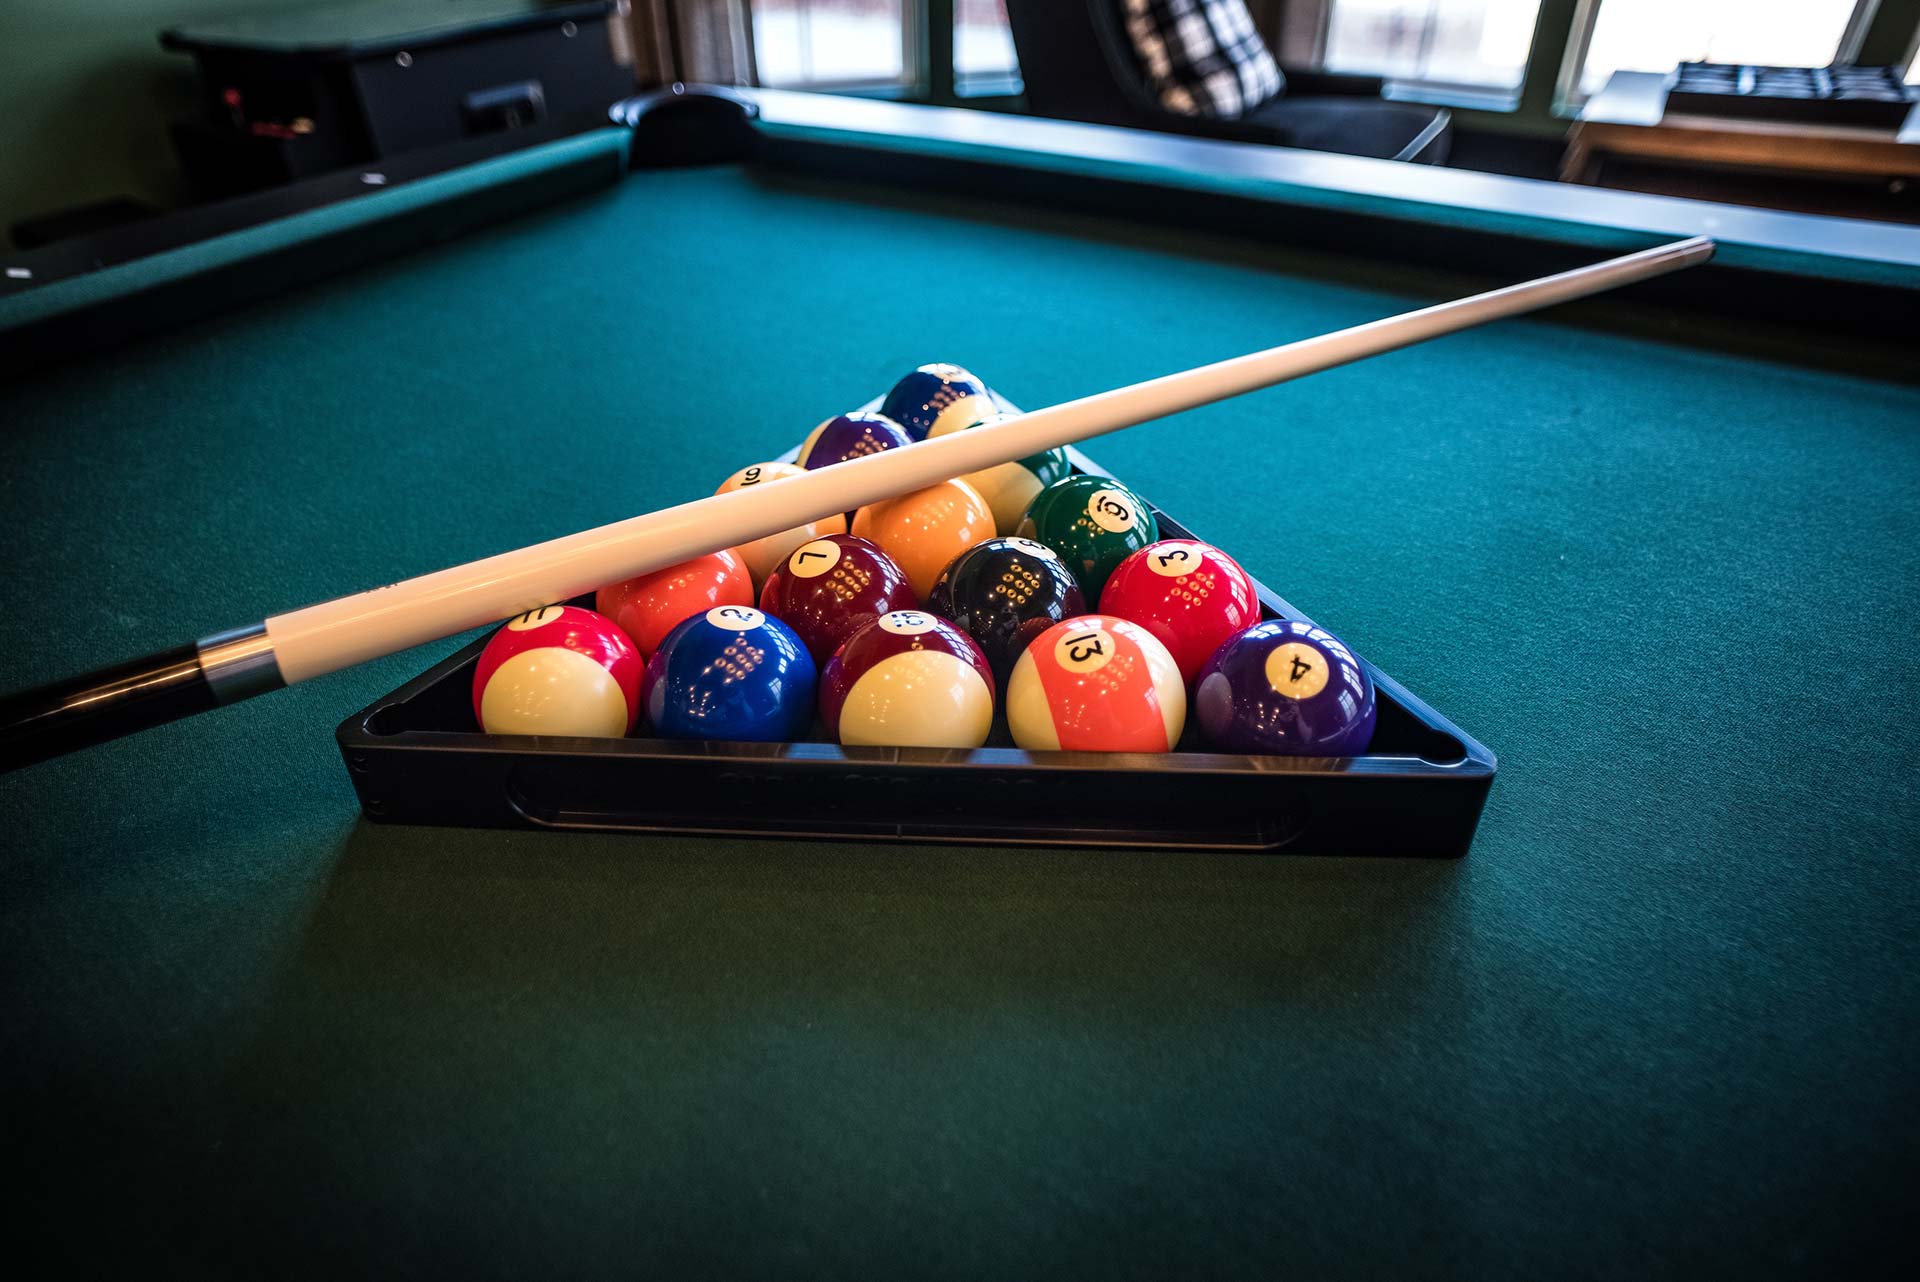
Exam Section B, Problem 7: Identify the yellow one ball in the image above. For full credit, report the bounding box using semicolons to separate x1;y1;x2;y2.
926;412;1073;535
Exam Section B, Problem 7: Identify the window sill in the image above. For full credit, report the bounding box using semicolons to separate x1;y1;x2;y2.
760;80;916;100
956;73;1024;99
1380;81;1523;113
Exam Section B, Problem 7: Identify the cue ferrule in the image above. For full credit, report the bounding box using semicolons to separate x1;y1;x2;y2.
0;624;288;772
195;624;285;704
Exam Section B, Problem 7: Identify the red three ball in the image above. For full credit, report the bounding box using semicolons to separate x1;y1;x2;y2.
1097;540;1261;686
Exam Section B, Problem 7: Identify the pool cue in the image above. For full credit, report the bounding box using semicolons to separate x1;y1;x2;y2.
0;236;1713;771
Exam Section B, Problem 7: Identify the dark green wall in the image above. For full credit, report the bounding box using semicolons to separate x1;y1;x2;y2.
0;1;318;228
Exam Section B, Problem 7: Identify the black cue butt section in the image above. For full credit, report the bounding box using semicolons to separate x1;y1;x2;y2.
0;644;218;772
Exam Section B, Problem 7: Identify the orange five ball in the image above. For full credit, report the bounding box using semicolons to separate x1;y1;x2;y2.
850;478;995;599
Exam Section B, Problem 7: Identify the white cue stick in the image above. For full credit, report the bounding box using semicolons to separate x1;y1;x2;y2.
0;236;1713;769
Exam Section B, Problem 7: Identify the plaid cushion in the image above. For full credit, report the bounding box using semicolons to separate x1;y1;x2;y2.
1122;0;1284;118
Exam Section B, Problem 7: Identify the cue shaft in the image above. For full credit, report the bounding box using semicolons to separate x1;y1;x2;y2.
267;236;1712;681
0;236;1712;770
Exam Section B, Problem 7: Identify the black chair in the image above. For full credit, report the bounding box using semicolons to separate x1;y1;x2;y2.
1003;2;1451;164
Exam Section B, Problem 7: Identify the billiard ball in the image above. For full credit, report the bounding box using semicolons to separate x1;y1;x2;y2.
758;534;918;664
924;536;1085;688
925;411;1072;534
714;461;848;591
596;548;754;660
879;363;995;441
472;605;642;737
643;605;818;742
1005;615;1186;752
1097;540;1261;685
1194;619;1376;756
795;411;914;469
850;477;995;598
819;609;996;748
1015;474;1159;606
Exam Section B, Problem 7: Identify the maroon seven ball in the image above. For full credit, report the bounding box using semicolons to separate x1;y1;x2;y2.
757;533;918;664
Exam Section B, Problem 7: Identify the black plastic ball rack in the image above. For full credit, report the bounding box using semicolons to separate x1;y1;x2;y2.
336;442;1496;855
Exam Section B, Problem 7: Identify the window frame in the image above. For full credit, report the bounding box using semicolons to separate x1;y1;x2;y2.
1283;0;1918;123
1554;0;1884;112
742;0;920;94
737;0;1024;103
951;0;1023;98
1294;0;1543;110
727;0;1920;131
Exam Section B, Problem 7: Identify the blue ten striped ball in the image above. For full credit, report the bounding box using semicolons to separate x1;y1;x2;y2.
879;363;995;441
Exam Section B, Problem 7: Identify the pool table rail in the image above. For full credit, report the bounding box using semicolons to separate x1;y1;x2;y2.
4;85;1915;381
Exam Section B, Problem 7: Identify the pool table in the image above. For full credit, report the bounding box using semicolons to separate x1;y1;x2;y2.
2;87;1916;1275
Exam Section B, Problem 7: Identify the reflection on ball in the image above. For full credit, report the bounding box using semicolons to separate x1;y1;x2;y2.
643;605;818;742
796;411;914;469
879;363;995;441
925;536;1085;688
1098;540;1260;686
758;534;917;664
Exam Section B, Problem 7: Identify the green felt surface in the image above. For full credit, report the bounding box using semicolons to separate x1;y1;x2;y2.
3;159;1917;1276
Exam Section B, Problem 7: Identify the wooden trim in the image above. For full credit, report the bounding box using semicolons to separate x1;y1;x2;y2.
624;0;678;84
1564;117;1920;183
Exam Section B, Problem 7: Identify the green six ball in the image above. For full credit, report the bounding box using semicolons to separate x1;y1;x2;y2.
1016;474;1160;606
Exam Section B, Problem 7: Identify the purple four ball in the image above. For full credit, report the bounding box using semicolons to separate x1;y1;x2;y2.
1195;619;1376;756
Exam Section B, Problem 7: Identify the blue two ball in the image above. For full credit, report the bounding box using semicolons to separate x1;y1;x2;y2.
643;607;818;742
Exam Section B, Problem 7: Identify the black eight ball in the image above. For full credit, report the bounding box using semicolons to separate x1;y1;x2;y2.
926;537;1088;688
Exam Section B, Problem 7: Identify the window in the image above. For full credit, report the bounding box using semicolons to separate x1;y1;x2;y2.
955;0;1020;93
746;1;1020;97
1322;0;1543;93
751;0;908;89
1571;0;1864;98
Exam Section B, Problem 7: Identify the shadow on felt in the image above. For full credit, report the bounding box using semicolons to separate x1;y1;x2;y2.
242;818;1467;1031
205;820;1469;1268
